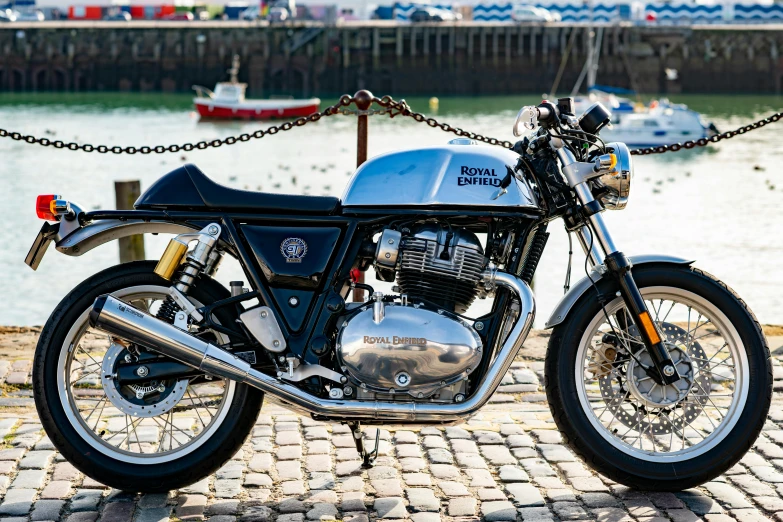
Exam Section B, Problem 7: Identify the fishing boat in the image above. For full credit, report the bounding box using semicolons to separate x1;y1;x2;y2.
193;56;320;120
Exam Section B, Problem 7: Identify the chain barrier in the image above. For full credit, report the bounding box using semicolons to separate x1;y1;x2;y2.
0;93;780;155
628;111;783;156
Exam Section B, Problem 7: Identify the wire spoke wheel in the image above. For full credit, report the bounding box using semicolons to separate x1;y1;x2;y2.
57;285;236;464
576;286;748;462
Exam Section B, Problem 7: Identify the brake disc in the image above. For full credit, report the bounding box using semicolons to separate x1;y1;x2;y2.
101;343;189;418
596;322;711;436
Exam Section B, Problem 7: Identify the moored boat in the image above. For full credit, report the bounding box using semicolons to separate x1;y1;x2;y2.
193;56;320;120
575;90;719;147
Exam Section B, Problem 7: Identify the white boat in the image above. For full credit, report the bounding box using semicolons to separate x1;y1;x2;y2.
575;92;718;147
561;28;717;147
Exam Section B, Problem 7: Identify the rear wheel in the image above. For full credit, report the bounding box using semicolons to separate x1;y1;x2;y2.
546;265;772;490
33;261;264;492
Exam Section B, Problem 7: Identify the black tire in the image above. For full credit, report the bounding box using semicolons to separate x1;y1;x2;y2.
33;261;264;493
545;264;772;491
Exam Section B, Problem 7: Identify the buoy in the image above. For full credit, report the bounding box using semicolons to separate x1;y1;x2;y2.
429;97;439;111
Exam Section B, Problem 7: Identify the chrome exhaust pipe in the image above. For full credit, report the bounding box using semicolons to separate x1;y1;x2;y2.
89;270;534;423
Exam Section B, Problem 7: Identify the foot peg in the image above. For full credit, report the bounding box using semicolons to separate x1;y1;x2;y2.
347;422;379;468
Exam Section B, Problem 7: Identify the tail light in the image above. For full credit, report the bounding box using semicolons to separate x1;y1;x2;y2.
36;195;61;221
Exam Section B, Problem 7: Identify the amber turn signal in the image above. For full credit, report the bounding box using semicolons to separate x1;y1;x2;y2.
608;153;618;170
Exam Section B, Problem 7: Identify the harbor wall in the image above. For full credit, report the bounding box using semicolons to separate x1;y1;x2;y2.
1;22;781;95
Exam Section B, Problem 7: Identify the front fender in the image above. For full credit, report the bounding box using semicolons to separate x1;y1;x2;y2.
56;219;198;256
544;254;695;329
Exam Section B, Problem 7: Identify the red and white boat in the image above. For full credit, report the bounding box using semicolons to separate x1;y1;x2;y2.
193;56;320;120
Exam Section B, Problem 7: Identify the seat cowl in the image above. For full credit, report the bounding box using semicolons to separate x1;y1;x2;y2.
135;165;205;210
135;164;341;215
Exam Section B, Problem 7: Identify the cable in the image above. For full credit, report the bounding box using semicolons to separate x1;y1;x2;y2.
564;231;573;294
582;230;646;368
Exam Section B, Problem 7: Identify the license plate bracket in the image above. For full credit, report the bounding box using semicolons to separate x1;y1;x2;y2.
25;222;60;271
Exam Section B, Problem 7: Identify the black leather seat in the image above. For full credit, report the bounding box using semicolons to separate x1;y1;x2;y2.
134;164;341;215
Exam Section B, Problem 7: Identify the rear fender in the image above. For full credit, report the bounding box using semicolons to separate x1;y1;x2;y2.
544;255;695;329
56;219;199;256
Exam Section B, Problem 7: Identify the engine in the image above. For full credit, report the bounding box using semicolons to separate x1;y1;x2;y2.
335;223;488;402
381;223;486;313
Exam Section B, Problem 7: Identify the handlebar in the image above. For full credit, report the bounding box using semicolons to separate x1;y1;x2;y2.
535;105;553;122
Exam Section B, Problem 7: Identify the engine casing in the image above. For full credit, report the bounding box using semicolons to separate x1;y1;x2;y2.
397;223;485;313
336;302;482;398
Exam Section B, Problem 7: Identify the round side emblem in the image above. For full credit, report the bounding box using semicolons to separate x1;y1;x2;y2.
280;237;307;263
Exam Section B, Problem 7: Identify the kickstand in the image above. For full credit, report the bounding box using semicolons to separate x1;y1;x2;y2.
347;421;379;468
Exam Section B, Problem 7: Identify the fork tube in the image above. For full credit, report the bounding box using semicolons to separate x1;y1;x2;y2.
575;226;603;268
555;145;680;385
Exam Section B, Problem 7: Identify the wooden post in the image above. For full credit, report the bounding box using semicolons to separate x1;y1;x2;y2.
353;89;373;302
114;180;145;263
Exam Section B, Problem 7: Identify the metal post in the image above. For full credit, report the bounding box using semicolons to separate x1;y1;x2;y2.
352;89;372;303
115;180;145;263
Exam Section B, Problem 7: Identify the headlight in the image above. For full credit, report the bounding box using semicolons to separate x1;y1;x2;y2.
596;142;632;210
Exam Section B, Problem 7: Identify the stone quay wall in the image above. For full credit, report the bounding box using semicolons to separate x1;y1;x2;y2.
0;22;782;96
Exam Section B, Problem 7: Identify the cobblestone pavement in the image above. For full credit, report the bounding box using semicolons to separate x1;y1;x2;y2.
0;327;782;522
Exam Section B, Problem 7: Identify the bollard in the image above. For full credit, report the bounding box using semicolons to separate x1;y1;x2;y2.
114;180;145;263
352;89;373;303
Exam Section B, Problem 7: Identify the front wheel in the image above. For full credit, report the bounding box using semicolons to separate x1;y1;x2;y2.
546;265;772;490
33;261;264;492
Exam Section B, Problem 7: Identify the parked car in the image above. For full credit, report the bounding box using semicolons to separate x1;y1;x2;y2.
160;12;195;21
409;6;461;22
268;6;288;22
511;4;560;22
104;11;132;21
12;9;45;21
240;5;261;20
0;8;16;22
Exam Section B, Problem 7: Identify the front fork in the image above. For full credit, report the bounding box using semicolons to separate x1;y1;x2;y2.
557;148;681;385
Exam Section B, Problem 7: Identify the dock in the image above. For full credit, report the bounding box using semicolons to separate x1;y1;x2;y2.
1;22;782;94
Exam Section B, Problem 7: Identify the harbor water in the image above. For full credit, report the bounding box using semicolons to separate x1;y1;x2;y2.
0;93;781;327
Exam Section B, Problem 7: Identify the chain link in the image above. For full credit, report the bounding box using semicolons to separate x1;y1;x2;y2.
0;95;780;155
172;397;223;413
629;111;783;155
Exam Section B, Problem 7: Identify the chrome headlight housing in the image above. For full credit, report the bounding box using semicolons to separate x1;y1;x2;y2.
596;142;633;210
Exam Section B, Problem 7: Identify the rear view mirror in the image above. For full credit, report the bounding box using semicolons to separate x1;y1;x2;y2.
513;106;538;137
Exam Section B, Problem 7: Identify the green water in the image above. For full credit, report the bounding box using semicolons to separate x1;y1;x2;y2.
1;92;781;326
0;92;780;118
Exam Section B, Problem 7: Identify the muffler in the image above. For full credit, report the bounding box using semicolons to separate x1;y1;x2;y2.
90;295;253;383
89;269;535;423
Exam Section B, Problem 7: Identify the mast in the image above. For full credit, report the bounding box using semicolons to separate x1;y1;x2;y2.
570;26;603;96
228;55;240;84
587;27;604;90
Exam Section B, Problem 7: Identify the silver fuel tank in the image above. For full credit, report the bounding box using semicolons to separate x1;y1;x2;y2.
341;142;540;210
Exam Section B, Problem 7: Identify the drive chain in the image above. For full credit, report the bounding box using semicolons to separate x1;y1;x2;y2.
0;93;780;155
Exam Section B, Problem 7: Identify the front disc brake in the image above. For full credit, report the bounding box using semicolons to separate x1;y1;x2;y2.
597;322;711;435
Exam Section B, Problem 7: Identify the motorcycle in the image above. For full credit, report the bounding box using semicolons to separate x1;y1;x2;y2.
26;98;771;492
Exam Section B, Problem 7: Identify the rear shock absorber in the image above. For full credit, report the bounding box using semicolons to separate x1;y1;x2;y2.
153;223;223;324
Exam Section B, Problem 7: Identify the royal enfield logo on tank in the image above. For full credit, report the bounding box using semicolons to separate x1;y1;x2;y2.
457;166;502;186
